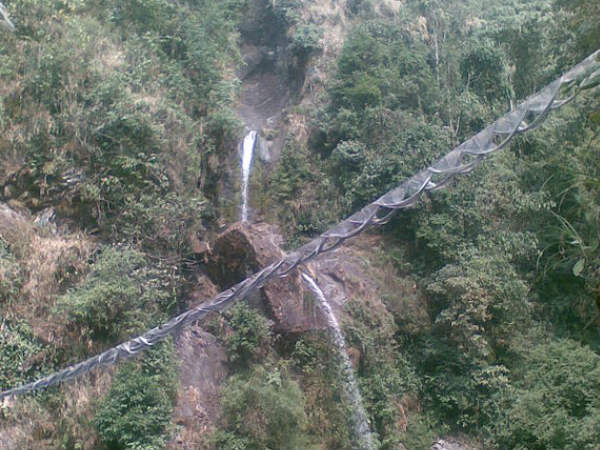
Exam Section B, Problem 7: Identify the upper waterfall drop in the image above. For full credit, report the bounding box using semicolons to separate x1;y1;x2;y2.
241;130;257;222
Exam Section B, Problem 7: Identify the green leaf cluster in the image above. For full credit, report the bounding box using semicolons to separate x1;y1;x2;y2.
0;318;43;391
95;340;178;450
214;365;310;450
0;239;23;303
55;246;173;342
493;339;600;450
223;302;272;368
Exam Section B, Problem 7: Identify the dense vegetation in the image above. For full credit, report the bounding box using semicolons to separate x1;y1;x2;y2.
0;0;598;449
270;0;600;448
0;0;243;447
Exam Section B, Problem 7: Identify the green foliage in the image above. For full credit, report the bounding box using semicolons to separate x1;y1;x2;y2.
0;318;43;391
290;337;355;449
331;140;366;177
328;113;453;213
270;0;302;26
108;0;175;35
95;340;178;450
360;355;420;449
342;299;421;448
267;138;336;243
0;239;23;303
493;339;600;450
0;0;239;249
338;74;383;111
291;24;323;57
460;39;511;103
401;412;448;450
427;251;531;361
214;365;310;450
346;0;376;17
223;303;271;368
55;246;173;342
1;0;599;448
554;0;600;62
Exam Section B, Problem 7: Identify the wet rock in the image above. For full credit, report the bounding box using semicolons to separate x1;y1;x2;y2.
255;132;273;163
206;222;321;332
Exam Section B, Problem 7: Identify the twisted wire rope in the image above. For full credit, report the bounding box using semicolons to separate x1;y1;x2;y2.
1;50;599;400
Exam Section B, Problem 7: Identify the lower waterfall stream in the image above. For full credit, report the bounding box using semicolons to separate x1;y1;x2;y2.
301;273;375;450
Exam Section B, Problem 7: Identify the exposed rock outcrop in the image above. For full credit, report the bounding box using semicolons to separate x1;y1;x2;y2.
238;0;291;141
171;326;228;450
306;234;431;336
205;223;431;338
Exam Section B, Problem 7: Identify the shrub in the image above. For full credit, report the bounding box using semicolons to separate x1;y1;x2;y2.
0;239;22;303
0;318;43;391
493;339;600;450
460;39;511;103
223;302;271;368
215;365;310;450
331;140;366;170
291;24;323;57
55;246;172;342
291;337;355;449
95;340;177;450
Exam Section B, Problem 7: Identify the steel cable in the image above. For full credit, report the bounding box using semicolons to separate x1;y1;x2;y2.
1;49;599;400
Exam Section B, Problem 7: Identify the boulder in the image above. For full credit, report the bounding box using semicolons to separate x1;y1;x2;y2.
206;225;431;337
206;222;322;332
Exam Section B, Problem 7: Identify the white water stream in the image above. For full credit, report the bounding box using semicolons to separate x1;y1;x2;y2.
240;130;257;222
301;273;375;450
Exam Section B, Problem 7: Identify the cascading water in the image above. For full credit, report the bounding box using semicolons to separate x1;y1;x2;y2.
240;130;257;222
301;273;376;450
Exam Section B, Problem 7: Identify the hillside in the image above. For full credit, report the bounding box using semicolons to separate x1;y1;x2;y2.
0;1;599;449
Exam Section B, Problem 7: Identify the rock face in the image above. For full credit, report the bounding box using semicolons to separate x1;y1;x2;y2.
171;326;228;449
306;242;382;318
183;270;220;311
206;221;323;332
306;233;430;332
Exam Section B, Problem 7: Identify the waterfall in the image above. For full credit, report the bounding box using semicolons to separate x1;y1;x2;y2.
301;273;376;450
240;130;257;222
